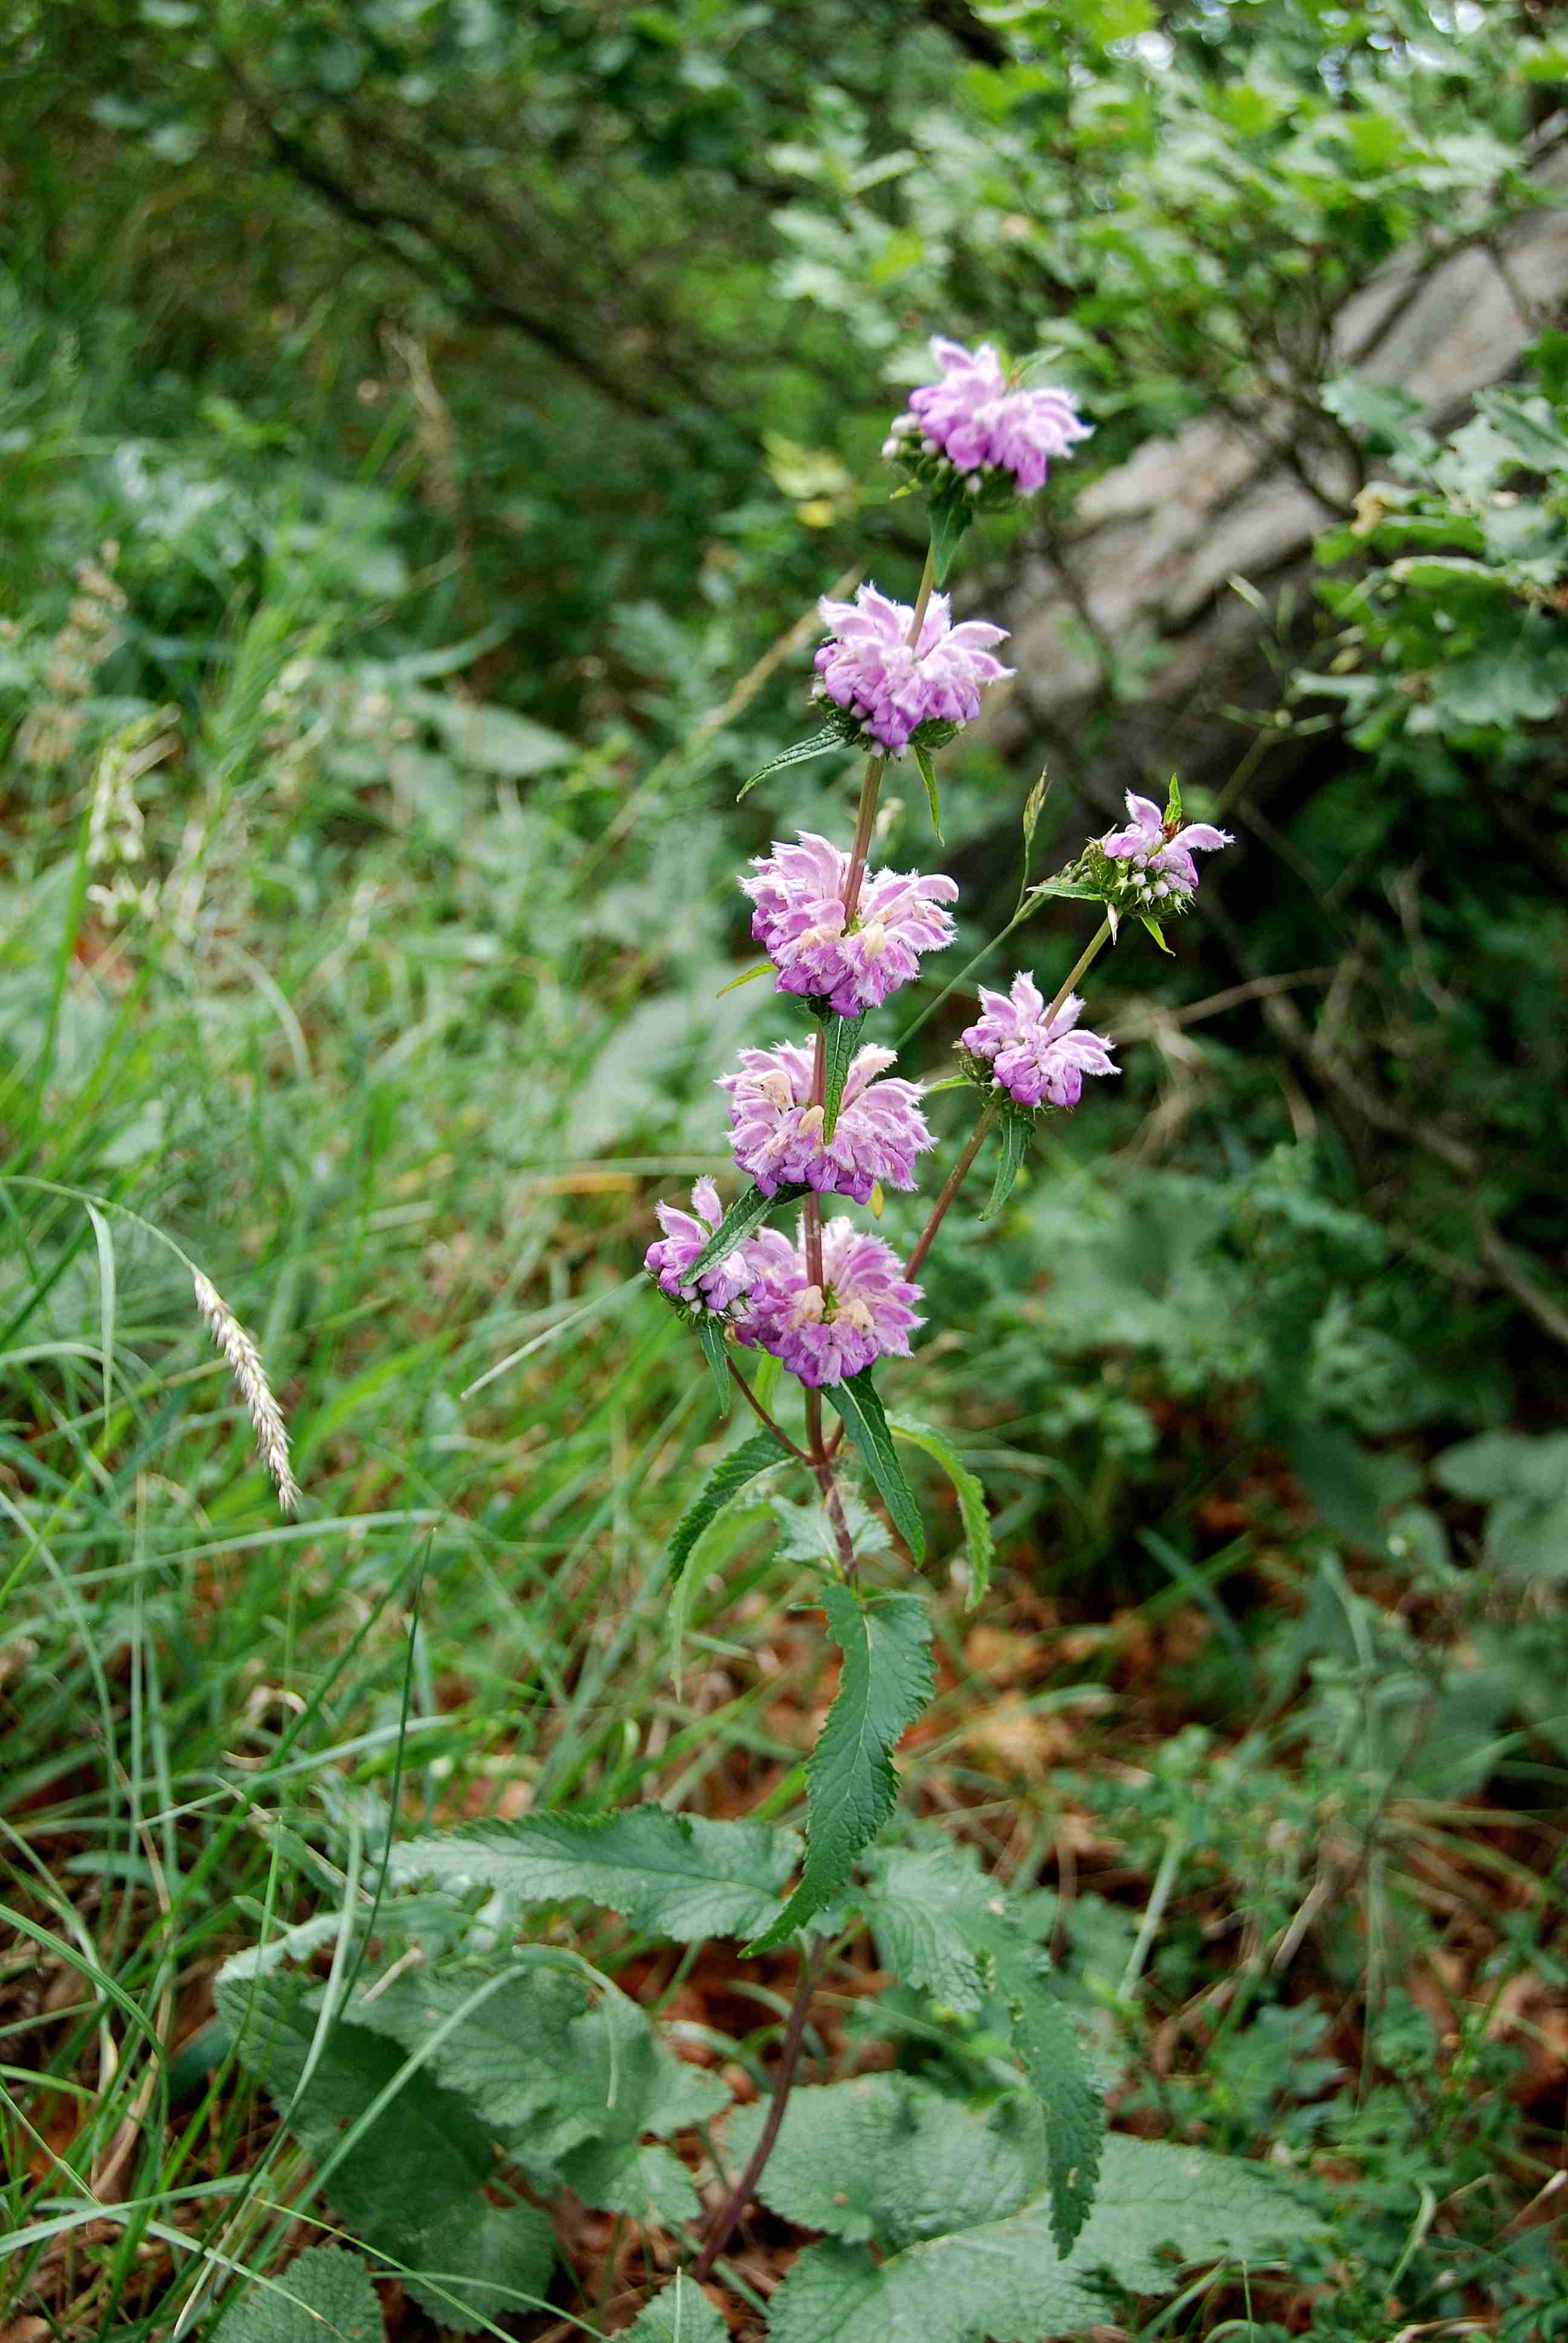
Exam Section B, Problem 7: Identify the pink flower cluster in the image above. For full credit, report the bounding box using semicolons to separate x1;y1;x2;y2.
644;1182;924;1388
1099;791;1233;906
812;583;1011;757
962;972;1119;1110
889;338;1091;494
644;1178;756;1316
720;1041;933;1205
742;831;958;1018
739;1217;924;1388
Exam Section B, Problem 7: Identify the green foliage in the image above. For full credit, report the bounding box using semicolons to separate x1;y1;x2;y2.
212;2247;383;2343
621;2275;730;2343
825;1368;926;1561
863;1840;1102;2252
981;1110;1030;1223
390;1804;800;1942
688;1182;808;1282
749;1588;933;1951
818;1006;868;1142
667;1429;794;1584
215;1950;555;2333
740;727;846;799
888;1415;994;1605
1435;1430;1568;1579
912;742;943;842
754;2083;1316;2343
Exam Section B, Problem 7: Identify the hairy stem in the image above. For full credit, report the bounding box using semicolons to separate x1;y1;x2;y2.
689;1935;831;2282
906;1094;1001;1279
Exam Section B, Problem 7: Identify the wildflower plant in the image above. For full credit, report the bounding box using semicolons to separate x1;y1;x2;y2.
216;339;1310;2339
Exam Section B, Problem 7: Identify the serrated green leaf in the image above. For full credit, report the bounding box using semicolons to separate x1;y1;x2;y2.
1028;874;1103;903
748;1587;933;1951
739;725;843;799
388;1803;799;1943
761;2096;1317;2343
347;1956;728;2221
927;489;973;588
691;1316;733;1414
667;1429;792;1585
688;1181;807;1282
825;1368;926;1561
621;2273;730;2343
863;1842;1102;2249
821;1010;867;1143
890;1417;994;1606
912;744;943;842
730;2074;1042;2248
212;2246;384;2343
215;1964;554;2334
981;1112;1030;1223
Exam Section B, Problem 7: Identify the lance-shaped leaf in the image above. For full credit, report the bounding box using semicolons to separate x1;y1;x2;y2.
862;1841;1102;2253
826;1368;925;1562
926;490;973;588
688;1181;807;1281
389;1804;799;1944
747;1587;933;1952
691;1316;733;1414
1142;913;1174;955
890;1417;994;1606
912;744;944;842
819;1009;867;1143
1027;874;1103;903
667;1427;793;1585
981;1111;1030;1223
739;725;844;800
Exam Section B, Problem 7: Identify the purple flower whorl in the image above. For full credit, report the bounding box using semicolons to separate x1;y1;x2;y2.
644;1178;756;1314
1093;791;1233;911
738;1217;924;1388
887;338;1091;497
961;972;1119;1110
812;583;1011;757
742;830;959;1018
720;1040;933;1204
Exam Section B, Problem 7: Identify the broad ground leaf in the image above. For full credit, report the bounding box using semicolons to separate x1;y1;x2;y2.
889;1417;994;1605
759;2086;1317;2343
345;1956;728;2221
748;1588;933;1951
688;1181;807;1280
215;1960;554;2334
390;1803;799;1942
819;1009;867;1142
825;1368;925;1561
212;2245;383;2343
981;1113;1030;1222
622;2273;730;2343
865;1843;1102;2252
667;1429;792;1584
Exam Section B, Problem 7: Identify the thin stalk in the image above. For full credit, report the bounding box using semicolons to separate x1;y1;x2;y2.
689;1935;830;2282
727;1362;812;1464
906;1095;999;1280
896;896;1034;1049
1044;917;1112;1024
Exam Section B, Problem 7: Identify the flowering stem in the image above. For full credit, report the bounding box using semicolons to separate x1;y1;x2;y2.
842;540;935;918
1044;917;1111;1024
895;896;1035;1048
906;1093;1001;1279
727;1360;812;1464
689;1934;830;2282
